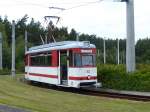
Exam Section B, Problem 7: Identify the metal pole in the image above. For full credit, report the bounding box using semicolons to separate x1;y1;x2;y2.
45;36;48;44
11;20;15;77
103;38;106;64
117;39;120;65
0;32;2;70
76;33;79;41
76;35;79;41
25;30;28;53
126;0;135;72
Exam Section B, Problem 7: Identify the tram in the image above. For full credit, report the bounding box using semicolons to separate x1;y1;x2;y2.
25;41;99;88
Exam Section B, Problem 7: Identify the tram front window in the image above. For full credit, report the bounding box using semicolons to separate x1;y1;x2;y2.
74;54;96;67
82;55;93;66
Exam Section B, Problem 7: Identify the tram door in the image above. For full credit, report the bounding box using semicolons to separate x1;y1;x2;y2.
60;50;68;85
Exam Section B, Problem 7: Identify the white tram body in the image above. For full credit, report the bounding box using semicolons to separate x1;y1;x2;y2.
25;41;99;88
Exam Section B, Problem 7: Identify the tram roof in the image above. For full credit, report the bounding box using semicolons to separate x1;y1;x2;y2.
26;41;96;54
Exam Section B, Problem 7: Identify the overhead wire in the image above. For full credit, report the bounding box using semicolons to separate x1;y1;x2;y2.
45;0;104;28
65;0;104;11
12;0;49;8
8;0;104;28
42;0;104;27
11;0;103;9
54;0;104;15
49;0;104;30
2;0;104;14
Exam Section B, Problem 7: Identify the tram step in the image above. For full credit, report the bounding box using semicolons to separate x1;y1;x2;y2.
62;80;68;85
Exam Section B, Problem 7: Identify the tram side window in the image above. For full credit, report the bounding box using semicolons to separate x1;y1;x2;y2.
74;54;81;67
31;54;52;66
44;55;52;66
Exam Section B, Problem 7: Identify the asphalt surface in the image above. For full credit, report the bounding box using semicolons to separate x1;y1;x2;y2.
0;105;30;112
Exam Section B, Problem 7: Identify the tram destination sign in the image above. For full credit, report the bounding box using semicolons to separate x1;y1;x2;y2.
81;49;92;53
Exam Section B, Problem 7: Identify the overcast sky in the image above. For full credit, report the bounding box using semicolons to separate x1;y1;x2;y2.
0;0;149;41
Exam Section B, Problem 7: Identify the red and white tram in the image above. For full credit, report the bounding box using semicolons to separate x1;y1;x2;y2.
25;41;99;88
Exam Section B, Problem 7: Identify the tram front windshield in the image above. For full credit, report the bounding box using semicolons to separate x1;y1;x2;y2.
74;54;96;67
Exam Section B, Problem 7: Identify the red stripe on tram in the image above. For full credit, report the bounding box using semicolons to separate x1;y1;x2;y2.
29;73;58;79
69;76;97;80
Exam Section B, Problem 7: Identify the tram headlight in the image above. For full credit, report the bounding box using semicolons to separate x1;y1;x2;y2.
87;75;91;80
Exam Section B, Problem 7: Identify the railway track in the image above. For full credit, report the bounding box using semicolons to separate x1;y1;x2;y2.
21;78;150;102
80;88;150;102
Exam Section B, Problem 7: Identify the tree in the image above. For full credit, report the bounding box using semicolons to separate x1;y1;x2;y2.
68;29;77;40
0;22;11;68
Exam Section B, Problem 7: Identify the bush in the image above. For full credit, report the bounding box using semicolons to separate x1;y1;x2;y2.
0;69;11;75
97;64;150;92
16;61;25;72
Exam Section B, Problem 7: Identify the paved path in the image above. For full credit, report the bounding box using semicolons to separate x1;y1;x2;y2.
0;105;30;112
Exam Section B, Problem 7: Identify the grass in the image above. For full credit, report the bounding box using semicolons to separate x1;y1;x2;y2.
0;75;149;112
